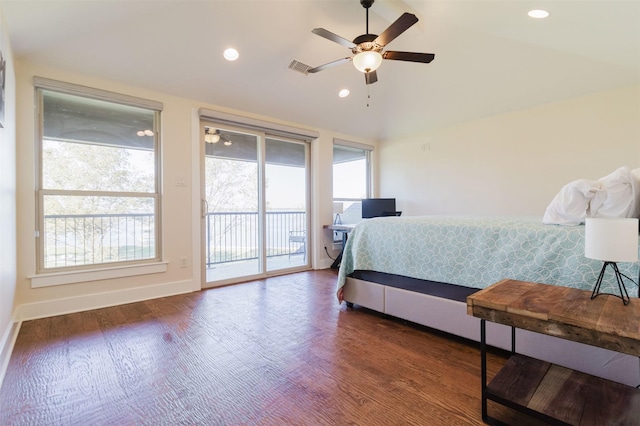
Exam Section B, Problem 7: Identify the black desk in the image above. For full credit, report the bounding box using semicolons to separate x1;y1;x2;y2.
323;224;355;269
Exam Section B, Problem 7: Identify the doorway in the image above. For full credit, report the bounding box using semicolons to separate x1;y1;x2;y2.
202;124;310;286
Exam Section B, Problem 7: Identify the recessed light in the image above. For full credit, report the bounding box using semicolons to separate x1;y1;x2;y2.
338;89;350;98
528;9;550;19
223;48;239;61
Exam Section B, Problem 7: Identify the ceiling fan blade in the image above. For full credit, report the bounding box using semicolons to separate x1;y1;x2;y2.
374;13;419;47
308;57;352;74
383;51;435;63
312;28;356;49
365;70;378;85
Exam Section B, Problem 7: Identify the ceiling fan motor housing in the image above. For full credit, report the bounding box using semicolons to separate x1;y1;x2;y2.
352;34;382;54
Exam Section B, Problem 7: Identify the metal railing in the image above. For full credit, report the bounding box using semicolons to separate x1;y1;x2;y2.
43;211;306;269
205;211;306;266
43;213;155;269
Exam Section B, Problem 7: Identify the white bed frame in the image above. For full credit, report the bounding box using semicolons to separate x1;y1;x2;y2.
344;276;640;387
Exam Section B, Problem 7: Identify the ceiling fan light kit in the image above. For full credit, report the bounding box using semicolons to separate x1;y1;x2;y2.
205;134;220;144
204;132;220;144
353;51;383;73
204;128;229;144
303;0;435;85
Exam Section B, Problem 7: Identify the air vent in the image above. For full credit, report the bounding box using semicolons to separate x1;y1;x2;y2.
288;60;312;75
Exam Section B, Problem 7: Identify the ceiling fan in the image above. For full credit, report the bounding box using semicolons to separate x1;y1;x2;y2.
306;0;435;85
204;128;232;146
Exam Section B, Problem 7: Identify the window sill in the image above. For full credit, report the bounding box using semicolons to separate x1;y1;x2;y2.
29;262;168;288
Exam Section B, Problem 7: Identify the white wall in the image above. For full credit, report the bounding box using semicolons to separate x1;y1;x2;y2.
0;5;17;383
379;85;640;216
14;62;375;320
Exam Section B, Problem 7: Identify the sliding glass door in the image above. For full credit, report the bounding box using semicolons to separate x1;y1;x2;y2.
203;127;259;281
202;124;309;285
265;137;308;272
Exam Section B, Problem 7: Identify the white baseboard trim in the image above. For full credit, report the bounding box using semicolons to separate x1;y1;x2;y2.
316;259;336;270
0;319;21;391
15;279;197;322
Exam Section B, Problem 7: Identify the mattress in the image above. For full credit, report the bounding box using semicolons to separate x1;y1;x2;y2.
337;216;640;295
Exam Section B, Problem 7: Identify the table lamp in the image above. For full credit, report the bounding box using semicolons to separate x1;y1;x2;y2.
584;217;639;305
333;202;343;225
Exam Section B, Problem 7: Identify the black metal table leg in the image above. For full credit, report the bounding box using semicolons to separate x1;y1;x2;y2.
481;319;487;422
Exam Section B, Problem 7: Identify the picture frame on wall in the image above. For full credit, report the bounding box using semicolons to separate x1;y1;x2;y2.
0;50;5;128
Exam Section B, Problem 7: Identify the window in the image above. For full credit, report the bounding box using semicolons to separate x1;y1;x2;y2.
333;140;373;225
35;79;162;272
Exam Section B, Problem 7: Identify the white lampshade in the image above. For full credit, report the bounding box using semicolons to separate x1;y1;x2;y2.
352;51;383;73
333;202;344;215
585;218;639;262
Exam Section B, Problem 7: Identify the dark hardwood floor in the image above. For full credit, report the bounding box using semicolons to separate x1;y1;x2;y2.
0;269;544;425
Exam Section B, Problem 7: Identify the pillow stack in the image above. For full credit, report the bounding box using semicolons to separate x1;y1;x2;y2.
543;166;640;226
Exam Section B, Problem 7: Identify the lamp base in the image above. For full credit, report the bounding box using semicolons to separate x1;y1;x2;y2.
591;261;630;305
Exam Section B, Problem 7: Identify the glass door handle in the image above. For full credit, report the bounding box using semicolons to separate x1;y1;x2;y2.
201;199;209;219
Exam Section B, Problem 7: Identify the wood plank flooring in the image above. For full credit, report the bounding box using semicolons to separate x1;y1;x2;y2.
0;270;545;425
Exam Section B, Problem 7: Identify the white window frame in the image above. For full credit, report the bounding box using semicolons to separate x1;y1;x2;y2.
332;139;374;226
30;78;166;287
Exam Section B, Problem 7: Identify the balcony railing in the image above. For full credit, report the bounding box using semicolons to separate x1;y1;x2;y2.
205;211;306;266
43;211;306;269
43;213;155;269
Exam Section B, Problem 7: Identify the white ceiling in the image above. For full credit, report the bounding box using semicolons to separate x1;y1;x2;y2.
2;0;639;140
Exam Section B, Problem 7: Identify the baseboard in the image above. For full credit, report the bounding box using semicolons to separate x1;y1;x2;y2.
0;319;21;391
15;279;196;322
317;259;336;270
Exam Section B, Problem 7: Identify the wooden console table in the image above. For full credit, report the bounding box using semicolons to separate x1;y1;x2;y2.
467;279;640;425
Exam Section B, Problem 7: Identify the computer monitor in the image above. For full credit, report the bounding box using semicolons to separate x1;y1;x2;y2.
361;198;399;219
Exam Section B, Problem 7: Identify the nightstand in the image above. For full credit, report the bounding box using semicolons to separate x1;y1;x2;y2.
467;279;640;425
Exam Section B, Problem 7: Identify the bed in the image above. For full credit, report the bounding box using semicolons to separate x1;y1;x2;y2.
336;215;640;387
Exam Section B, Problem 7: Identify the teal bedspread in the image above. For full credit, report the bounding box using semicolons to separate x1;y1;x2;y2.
337;216;640;293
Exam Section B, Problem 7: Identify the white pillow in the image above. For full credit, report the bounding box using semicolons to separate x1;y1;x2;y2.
592;166;640;219
542;179;605;226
